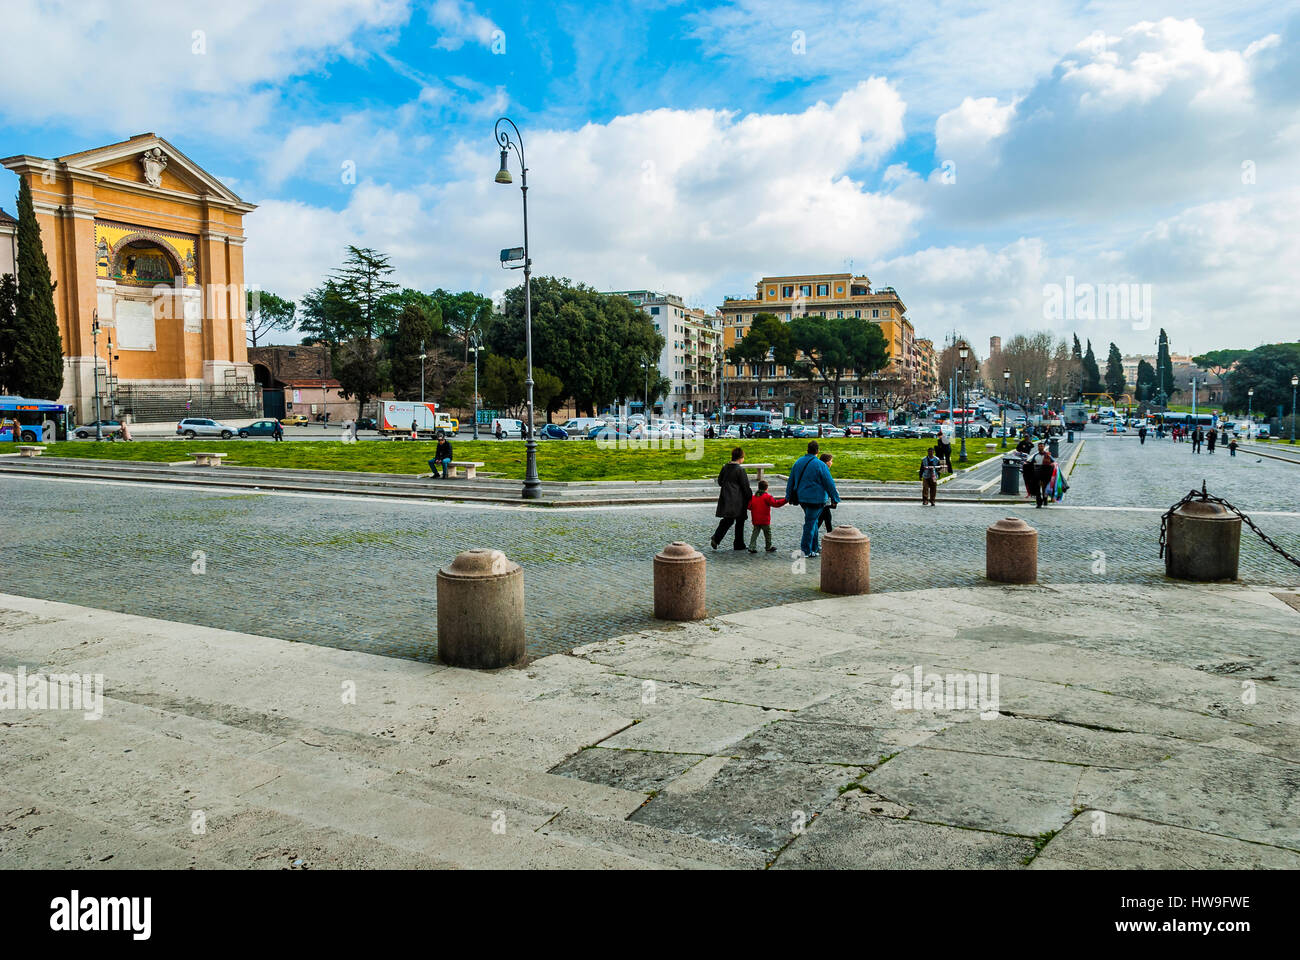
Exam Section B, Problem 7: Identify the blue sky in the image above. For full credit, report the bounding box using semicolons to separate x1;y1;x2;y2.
2;0;1298;355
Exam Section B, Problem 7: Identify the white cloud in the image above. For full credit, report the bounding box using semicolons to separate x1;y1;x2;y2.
245;80;918;313
0;0;410;135
428;0;499;50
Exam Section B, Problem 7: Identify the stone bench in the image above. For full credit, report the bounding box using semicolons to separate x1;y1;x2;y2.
985;443;997;451
447;460;486;479
16;445;46;458
743;463;776;481
192;452;228;467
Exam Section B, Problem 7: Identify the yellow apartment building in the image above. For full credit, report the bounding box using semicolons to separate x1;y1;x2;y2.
2;134;257;420
717;273;919;418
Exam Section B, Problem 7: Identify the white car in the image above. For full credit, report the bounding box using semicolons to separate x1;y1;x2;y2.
563;417;605;436
490;418;525;438
655;421;696;439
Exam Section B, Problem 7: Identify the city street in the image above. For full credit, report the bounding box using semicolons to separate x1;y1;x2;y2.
1;434;1296;660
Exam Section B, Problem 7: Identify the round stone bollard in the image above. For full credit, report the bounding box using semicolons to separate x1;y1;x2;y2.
986;517;1038;584
1165;500;1241;581
436;549;526;668
820;526;871;595
654;542;706;620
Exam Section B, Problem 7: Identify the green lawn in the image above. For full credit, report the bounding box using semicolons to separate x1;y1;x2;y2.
38;437;1003;482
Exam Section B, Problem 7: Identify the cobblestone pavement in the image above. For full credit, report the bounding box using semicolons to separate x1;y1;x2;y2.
1;436;1296;661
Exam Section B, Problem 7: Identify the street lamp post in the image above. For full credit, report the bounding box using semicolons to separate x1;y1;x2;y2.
91;311;103;441
642;358;651;426
469;339;482;440
1247;387;1254;440
494;117;541;498
419;340;427;405
957;343;969;462
1291;375;1298;444
1001;368;1010;448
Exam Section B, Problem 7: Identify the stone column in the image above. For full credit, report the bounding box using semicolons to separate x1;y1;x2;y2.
986;517;1037;583
820;526;871;595
654;542;706;620
436;549;526;668
1165;500;1241;581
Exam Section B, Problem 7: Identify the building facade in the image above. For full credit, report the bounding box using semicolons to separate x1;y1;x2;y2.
0;208;16;281
717;273;916;419
2;134;256;419
607;290;722;417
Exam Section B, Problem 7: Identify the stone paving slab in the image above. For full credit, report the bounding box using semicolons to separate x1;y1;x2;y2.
2;580;1299;869
1028;813;1300;870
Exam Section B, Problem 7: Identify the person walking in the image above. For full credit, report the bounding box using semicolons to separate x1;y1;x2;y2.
1030;441;1055;508
428;431;453;478
816;453;837;534
785;440;840;558
746;480;786;553
271;419;284;442
1192;427;1203;453
919;447;942;506
1138;424;1147;446
935;433;953;475
1206;428;1217;454
710;447;752;551
1228;435;1239;457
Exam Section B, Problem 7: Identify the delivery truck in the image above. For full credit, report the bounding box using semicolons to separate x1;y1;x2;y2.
376;401;457;436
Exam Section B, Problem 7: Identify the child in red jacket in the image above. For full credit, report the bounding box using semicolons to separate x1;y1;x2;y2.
747;480;787;553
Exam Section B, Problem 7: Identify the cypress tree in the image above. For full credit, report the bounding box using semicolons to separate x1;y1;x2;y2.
12;178;64;398
1082;339;1102;395
1104;342;1126;398
1155;328;1174;405
0;272;17;393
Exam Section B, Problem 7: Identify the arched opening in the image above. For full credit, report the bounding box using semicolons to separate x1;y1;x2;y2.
110;238;182;286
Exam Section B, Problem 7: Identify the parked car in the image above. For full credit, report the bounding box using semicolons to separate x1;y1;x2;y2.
819;425;846;438
563;417;605;436
490;418;525;439
280;414;309;427
238;419;281;438
74;419;122;439
655;421;696;439
354;417;378;430
177;417;236;439
846;423;865;437
538;423;568;440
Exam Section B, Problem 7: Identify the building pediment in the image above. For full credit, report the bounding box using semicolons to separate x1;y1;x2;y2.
2;133;254;213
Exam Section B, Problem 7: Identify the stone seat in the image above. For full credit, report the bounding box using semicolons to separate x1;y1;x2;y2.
16;445;46;458
192;452;228;467
742;463;776;481
448;461;486;479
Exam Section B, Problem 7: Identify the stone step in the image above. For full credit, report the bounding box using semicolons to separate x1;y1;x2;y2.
0;701;664;869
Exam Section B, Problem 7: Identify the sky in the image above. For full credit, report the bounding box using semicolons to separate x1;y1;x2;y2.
1;0;1297;357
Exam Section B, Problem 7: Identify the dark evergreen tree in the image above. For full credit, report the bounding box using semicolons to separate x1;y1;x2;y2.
12;178;64;398
1081;339;1102;395
1156;328;1175;404
0;272;18;393
1104;342;1126;398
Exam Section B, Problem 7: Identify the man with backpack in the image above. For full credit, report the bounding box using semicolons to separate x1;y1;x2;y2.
785;440;840;558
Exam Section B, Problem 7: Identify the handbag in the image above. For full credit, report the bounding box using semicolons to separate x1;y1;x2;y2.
787;456;810;506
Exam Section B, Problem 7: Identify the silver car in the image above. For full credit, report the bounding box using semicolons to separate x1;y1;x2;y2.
177;417;236;439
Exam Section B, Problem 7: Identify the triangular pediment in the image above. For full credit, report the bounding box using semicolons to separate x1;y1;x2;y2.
55;133;249;207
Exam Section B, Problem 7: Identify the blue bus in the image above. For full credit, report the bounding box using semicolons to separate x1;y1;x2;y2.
1156;411;1217;431
0;396;70;442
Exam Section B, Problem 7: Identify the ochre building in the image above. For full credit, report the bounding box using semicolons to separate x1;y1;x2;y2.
2;133;256;419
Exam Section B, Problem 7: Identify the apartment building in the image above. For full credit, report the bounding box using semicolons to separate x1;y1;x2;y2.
607;290;722;417
716;273;918;418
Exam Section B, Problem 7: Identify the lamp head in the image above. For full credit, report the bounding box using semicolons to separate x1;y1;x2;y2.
1293;375;1299;388
494;149;512;184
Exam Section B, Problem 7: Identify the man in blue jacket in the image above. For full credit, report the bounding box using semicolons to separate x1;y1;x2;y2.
786;440;840;558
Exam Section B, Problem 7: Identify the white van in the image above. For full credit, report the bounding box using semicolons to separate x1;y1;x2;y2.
490;418;525;439
563;417;605;437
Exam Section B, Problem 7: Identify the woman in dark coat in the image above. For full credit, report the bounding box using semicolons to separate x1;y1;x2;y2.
710;447;753;550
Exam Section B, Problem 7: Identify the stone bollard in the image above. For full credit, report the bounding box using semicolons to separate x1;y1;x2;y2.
1165;500;1241;581
654;542;706;620
436;549;526;668
820;526;871;595
986;517;1037;584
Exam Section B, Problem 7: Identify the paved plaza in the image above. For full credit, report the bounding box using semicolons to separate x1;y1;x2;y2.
0;435;1296;659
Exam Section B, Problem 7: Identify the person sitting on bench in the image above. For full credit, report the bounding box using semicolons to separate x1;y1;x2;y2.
428;432;453;478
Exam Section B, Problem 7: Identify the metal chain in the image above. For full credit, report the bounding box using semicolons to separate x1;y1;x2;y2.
1159;480;1300;568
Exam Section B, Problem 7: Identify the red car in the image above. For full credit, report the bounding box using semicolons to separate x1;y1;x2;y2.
847;423;865;437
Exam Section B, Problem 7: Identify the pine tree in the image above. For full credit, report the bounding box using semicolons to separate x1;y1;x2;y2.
12;178;64;398
1104;342;1126;398
0;272;18;393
